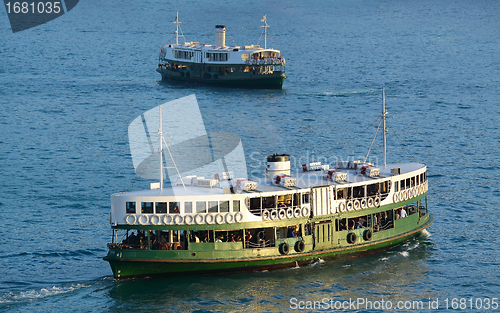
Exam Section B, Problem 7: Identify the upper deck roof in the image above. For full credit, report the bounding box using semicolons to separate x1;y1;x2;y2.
114;162;425;199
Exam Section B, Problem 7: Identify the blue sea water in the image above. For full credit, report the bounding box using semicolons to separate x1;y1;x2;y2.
1;0;500;312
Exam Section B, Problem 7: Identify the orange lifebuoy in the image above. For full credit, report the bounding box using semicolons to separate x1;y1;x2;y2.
171;242;182;250
160;243;170;250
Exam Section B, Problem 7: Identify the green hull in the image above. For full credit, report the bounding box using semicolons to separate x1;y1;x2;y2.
156;67;286;89
104;213;433;279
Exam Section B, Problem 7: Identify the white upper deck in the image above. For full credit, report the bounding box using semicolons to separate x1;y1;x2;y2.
115;161;425;199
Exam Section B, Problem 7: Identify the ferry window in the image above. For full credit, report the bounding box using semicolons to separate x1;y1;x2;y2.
196;201;206;213
336;218;347;231
405;178;410;189
424;171;427;181
208;201;218;213
293;193;300;206
142;202;153;214
347;188;352;199
233;200;240;212
126;202;136;214
169;202;180;214
394;181;399;192
249;198;261;214
156;202;167;214
302;193;310;204
353;186;364;198
336;189;344;200
367;184;379;196
410;177;415;187
185;202;193;214
262;196;275;209
220;201;229;213
381;181;390;194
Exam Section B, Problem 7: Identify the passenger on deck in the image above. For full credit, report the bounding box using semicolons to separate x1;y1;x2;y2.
126;232;136;245
245;231;252;242
356;217;366;229
400;207;408;218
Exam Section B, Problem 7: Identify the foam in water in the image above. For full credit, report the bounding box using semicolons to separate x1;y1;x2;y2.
0;284;88;304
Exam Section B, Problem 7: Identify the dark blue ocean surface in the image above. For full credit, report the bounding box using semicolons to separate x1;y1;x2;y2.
1;0;499;311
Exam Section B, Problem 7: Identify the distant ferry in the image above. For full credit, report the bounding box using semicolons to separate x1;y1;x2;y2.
104;89;432;278
156;13;286;89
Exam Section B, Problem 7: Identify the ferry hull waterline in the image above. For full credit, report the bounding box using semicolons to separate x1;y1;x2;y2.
156;13;286;89
104;90;432;279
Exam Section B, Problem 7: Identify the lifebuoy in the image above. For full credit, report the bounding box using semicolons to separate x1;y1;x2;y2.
339;202;346;212
262;209;270;221
205;213;215;224
194;214;204;225
294;207;301;218
171;242;182;250
138;214;149;225
403;190;409;201
125;214;137;225
279;242;290;255
151;214;161;226
225;213;234;223
393;193;399;203
257;231;265;240
270;209;278;220
234;212;244;223
159;243;170;250
347;232;357;244
301;207;310;217
184;215;194;225
361;199;367;209
295;240;305;253
368;197;374;207
363;229;373;241
374;196;381;207
174;215;184;225
180;71;185;77
185;71;190;78
215;213;224;224
286;208;294;219
163;214;172;225
346;201;354;211
354;200;361;210
278;208;286;220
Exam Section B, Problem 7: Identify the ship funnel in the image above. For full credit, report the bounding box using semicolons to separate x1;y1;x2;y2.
215;25;226;47
266;154;291;174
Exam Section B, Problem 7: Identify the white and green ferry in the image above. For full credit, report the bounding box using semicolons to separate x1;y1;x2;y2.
104;90;432;278
156;13;286;89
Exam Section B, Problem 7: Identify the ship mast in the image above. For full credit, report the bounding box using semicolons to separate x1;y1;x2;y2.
382;87;387;167
174;11;180;45
261;14;268;49
158;105;185;190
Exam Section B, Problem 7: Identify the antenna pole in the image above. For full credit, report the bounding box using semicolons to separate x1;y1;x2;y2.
382;87;387;167
175;11;179;45
261;14;268;49
159;106;164;190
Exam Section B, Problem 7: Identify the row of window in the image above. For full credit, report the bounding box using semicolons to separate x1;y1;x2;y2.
174;50;194;60
205;52;229;62
126;200;241;215
394;171;427;192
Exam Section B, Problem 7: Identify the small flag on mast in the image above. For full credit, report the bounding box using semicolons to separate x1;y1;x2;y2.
261;14;266;22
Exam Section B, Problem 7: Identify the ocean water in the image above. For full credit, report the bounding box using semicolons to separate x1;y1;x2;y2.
1;0;500;312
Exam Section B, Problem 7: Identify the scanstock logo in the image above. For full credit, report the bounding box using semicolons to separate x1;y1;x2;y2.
3;0;79;33
128;95;248;187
